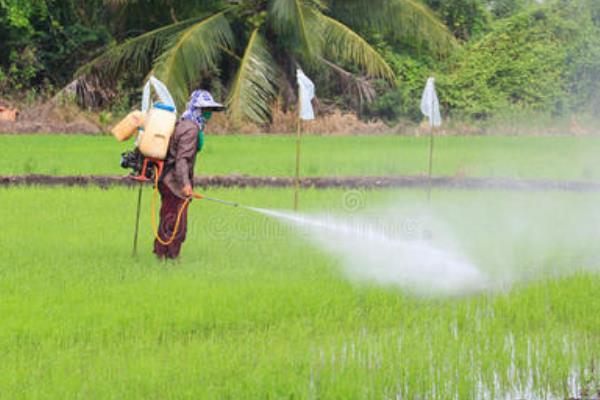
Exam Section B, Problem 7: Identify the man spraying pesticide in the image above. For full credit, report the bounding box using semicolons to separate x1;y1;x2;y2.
112;78;236;260
152;89;226;260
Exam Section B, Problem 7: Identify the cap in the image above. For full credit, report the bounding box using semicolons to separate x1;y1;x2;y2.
189;90;224;110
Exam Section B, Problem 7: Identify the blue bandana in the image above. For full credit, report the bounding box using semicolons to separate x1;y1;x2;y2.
181;91;206;130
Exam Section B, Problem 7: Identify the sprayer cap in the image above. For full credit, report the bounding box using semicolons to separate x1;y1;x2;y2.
153;103;176;113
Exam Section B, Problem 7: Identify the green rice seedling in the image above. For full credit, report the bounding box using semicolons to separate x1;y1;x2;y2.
2;134;600;180
2;186;600;399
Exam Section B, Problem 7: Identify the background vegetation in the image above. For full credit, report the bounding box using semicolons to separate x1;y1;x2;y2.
1;0;599;125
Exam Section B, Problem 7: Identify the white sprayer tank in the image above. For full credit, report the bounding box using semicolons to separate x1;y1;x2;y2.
138;103;177;160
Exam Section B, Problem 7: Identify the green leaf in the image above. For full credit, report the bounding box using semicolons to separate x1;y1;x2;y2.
269;0;320;57
153;10;234;109
328;0;456;55
226;28;279;125
76;15;208;79
316;13;395;81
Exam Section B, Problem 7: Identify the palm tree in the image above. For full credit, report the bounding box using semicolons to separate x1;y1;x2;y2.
79;0;454;124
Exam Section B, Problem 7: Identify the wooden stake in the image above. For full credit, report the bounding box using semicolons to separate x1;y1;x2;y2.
294;113;302;211
427;126;435;202
294;80;304;211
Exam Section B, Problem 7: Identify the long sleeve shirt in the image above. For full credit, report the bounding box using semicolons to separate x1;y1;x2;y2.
161;119;199;199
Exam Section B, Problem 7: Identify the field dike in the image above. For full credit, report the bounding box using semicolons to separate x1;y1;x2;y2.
3;174;600;191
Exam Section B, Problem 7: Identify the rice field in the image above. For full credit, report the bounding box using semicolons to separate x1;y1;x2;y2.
3;185;600;399
3;134;600;180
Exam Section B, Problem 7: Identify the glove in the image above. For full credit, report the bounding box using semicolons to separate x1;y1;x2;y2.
182;185;193;198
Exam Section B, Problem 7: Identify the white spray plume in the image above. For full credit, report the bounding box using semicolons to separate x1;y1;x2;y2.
248;207;487;296
248;190;600;296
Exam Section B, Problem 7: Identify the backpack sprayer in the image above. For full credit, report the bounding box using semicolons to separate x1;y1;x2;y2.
113;77;178;183
110;77;238;255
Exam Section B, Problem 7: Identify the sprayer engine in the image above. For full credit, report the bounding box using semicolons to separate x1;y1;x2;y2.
120;149;160;181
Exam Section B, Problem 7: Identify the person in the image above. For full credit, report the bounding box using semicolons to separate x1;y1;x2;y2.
153;90;223;260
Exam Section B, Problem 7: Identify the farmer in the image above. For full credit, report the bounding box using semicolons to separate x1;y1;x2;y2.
153;90;223;260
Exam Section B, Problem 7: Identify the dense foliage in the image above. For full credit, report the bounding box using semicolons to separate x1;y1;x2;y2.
0;0;111;96
425;0;490;40
1;0;599;123
366;0;600;122
439;0;600;119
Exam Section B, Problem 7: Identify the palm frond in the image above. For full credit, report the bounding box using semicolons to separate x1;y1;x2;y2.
153;10;234;109
75;16;206;79
269;0;320;57
315;13;394;81
320;57;378;109
226;28;279;125
328;0;456;55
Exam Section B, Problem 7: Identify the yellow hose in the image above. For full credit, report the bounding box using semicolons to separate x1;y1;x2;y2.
151;167;191;246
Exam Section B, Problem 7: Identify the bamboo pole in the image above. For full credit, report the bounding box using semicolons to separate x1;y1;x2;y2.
294;106;302;211
427;125;435;202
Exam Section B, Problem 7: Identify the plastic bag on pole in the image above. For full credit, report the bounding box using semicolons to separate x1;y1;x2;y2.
420;77;442;128
297;68;315;120
141;76;176;114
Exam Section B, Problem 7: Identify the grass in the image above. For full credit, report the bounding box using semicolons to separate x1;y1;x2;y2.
2;134;600;180
2;185;600;398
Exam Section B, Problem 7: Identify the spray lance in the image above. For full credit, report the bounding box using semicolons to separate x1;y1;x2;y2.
193;193;239;208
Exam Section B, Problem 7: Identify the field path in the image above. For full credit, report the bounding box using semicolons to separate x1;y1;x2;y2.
3;174;600;192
